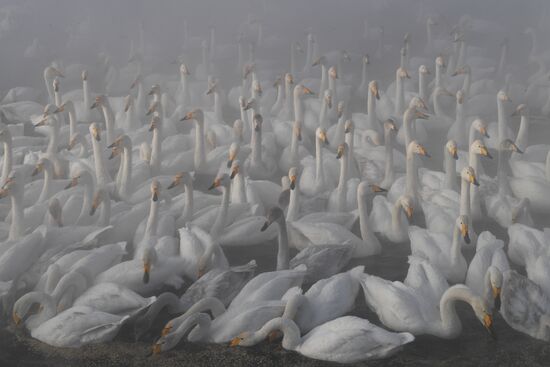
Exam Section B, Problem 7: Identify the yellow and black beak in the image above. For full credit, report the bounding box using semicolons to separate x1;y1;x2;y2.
13;312;22;326
370;184;387;193
483;313;496;340
336;146;344;159
493;286;502;311
32;164;43;177
450;146;458;160
152;187;159;202
481;146;493;159
470;174;479;187
289;175;297;190
209;178;221;190
419;146;431;158
143;261;151;284
34;117;47;127
405;206;413;219
65;176;78;190
481;127;489;138
229;337;242;347
180;112;193;121
230;165;239;179
461;222;470;244
303;87;315;96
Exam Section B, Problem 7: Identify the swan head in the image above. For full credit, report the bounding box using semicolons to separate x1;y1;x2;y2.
337;101;345;118
363;129;381;146
206;80;218;95
227;142;240;168
328;66;338;80
242;98;256;111
409;97;428;113
336;143;348;159
230;331;254;347
89;122;101;141
316;127;328;145
511;104;529;117
427;16;438;26
285;73;294;86
68;133;84;151
397;67;411;80
150;179;160;202
471;296;496;339
141;246;158;284
288;167;298;190
312;55;326;67
146;100;161;116
446;140;458;160
232;119;244;141
435;56;446;68
0;170;21;198
456;215;470;244
296;84;314;97
209;173;231;191
261;206;285;231
53;100;74;114
358;181;378;197
230;160;241;179
497;90;510;102
180;63;190;76
32;157;52;177
342;50;351;62
44;66;64;80
408;141;430;158
180;109;204;123
243;64;255;80
471;119;489;138
323;89;332;108
398;196;414;219
13;291;50;327
470;140;492;159
487;266;503;306
252;80;263;97
148;115;160;132
64;170;92;190
148;84;161;96
363;54;370;65
90;95;107;110
461;166;479;186
369;81;380;100
500;139;522;154
52;78;60;93
81;69;87;81
90;188;108;216
344;120;354;134
384;119;398;133
419;65;430;75
167;172;192;190
252;114;263;131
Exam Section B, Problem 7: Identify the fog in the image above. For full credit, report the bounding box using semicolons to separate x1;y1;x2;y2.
2;0;550;365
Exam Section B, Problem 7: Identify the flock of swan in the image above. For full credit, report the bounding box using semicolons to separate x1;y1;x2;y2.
1;3;550;365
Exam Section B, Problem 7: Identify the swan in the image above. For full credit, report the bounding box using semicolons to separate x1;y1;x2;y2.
359;272;495;339
409;215;470;283
327;143;359;212
299;127;338;197
261;206;353;283
231;316;414;363
419;140;458;193
369;195;413;243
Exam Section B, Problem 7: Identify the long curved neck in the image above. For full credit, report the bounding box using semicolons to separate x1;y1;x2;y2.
456;102;466;146
38;166;53;203
251;125;262;166
1;139;12;185
76;180;93;224
275;218;290;270
231;171;247;204
367;89;376;127
336;152;349;212
329;77;337;101
145;198;159;239
459;177;471;217
438;286;477;338
358;194;373;241
273;83;284;110
290;43;297;75
468;124;478;148
433;94;444;117
91;137;110;188
97;193;111;227
9;188;24;240
382;130;394;186
45;77;55;104
83;80;90;114
319;99;329;130
136;82;145;115
67;107;77;139
181;181;194;224
293;89;302;122
214;91;222;123
120;144;133;200
497;149;512;195
284;81;293;120
150;127;161;177
248;318;301;351
211;186;230;239
180;73;189;107
287;184;300;222
435;64;443;89
444;150;457;191
450;225;462;266
315;136;325;187
462;69;471;97
319;65;327;101
101;101;115;145
405;150;418;203
457;42;466;70
447;43;459;76
403;109;414;148
419;73;428;103
345;131;354;176
194;119;206;171
289;122;300;168
360;63;368;92
391;200;405;235
126;101;137;131
514;115;530;153
46;118;59;154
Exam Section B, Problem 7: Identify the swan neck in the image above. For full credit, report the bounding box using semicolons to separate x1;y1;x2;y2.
9;189;24;240
194;119;206;171
211;186;230;238
276;219;290;270
444;150;457;191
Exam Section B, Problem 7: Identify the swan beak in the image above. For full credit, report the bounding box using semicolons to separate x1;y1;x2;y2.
13;312;21;326
336;145;344;159
415;111;429;120
303;87;315;96
482;147;493;159
65;177;78;190
461;223;470;244
229;337;241;347
206;86;215;95
161;323;173;337
295;126;302;141
34;117;47;127
152;343;162;355
180;112;193;121
143;262;151;284
450;147;458;160
419;146;430;158
230;166;239;179
480;127;489;138
146;103;155;116
370;83;380;100
209;178;221;190
267;330;282;343
32;164;42;177
152;188;159;202
148;121;156;132
483;313;496;340
109;147;119;160
289;175;296;190
167;175;181;190
260;221;270;232
370;184;387;193
494;288;502;311
326;96;332;109
89;204;97;216
124;99;131;113
511;143;523;154
470;174;479;187
68;139;76;151
228;151;237;168
53;105;64;113
405;206;413;219
90;101;98;110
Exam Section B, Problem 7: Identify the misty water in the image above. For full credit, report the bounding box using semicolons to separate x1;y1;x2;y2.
0;0;550;366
